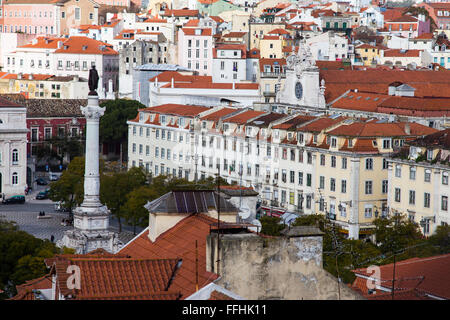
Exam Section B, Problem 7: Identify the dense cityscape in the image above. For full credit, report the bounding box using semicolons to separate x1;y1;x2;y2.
0;0;449;304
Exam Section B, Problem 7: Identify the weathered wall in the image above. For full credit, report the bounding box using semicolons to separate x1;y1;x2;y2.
207;233;364;300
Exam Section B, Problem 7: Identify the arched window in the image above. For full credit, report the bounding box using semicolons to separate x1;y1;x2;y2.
12;149;19;164
12;172;18;185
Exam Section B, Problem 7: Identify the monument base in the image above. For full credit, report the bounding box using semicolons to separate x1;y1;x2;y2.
57;204;122;254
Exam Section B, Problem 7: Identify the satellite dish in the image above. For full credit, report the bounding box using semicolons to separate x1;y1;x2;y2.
249;219;262;233
238;207;251;220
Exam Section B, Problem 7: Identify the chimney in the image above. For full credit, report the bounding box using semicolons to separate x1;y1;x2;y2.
171;77;174;88
405;123;411;135
73;74;79;82
232;82;235;90
57;41;63;49
155;77;158;87
29;74;34;80
17;73;22;80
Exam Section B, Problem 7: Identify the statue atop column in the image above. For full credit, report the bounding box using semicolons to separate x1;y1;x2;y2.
88;65;99;96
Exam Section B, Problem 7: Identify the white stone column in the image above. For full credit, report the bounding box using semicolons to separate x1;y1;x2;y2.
80;95;104;207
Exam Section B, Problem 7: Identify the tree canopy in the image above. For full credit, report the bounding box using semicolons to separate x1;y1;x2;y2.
99;99;145;144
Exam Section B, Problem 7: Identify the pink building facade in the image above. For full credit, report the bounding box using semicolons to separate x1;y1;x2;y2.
0;0;57;35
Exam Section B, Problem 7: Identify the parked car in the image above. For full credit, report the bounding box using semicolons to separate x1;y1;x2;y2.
49;173;60;181
36;190;50;200
2;195;25;204
35;178;48;185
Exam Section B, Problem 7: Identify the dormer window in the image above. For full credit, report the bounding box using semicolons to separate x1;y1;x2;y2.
161;115;166;125
313;134;318;143
202;121;206;129
383;139;391;149
223;124;229;131
427;149;433;161
348;139;353;147
331;137;337;147
298;133;304;143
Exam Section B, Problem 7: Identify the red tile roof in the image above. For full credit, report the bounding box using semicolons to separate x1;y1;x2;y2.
297;116;346;133
46;254;182;300
54;37;118;55
184;19;199;27
149;71;212;83
140;104;210;117
223;32;247;38
272;115;315;130
200;107;237;121
162;9;199;17
262;35;280;40
10;275;52;300
383;49;421;58
119;214;220;299
352;254;450;300
327;121;437;137
259;58;286;72
268;28;290;35
181;28;212;36
19;36;67;49
413;33;434;40
247;48;260;59
224;110;266;124
213;44;247;58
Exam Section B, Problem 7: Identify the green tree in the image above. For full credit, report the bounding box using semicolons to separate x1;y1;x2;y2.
48;156;86;215
100;166;147;232
0;218;59;298
428;224;450;254
123;186;158;234
259;216;285;236
99;99;145;163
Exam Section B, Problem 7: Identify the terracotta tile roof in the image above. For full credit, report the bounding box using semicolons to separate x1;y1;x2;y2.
209;290;235;300
119;214;220;299
223;32;247;38
223;110;266;124
200;107;237;121
272;115;316;130
332;92;390;112
149;71;212;83
163;9;199;17
410;128;450;150
1;73;54;81
383;49;421;58
144;17;168;23
140;104;210;117
248;113;286;127
297;116;346;133
320;69;450;101
181;28;212;36
413;33;434;40
184;19;200;27
213;44;247;58
352;254;450;300
327;121;437;138
10;275;52;300
47;255;182;300
19;36;67;49
247;48;260;59
390;15;418;23
54;37;118;55
210;16;224;24
262;35;280;40
268;28;290;35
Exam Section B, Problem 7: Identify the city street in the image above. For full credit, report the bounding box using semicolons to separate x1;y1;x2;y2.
0;184;143;244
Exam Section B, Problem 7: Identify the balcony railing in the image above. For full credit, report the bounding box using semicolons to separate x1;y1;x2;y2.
263;91;276;97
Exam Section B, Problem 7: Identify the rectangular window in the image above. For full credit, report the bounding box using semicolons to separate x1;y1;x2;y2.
320;154;325;166
365;181;372;194
424;193;431;208
382;180;388;194
395;165;402;178
442;196;448;211
330;178;336;192
306;174;312;187
395;188;401;202
331;156;336;168
366;158;373;170
342;157;347;169
298;172;303;185
425;169;431;182
341;180;346;193
320;176;325;189
406;188;416;205
364;206;373;218
410;166;416;180
290;171;295;183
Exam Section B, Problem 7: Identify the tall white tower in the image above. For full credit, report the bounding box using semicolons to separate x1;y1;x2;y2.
58;69;120;254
